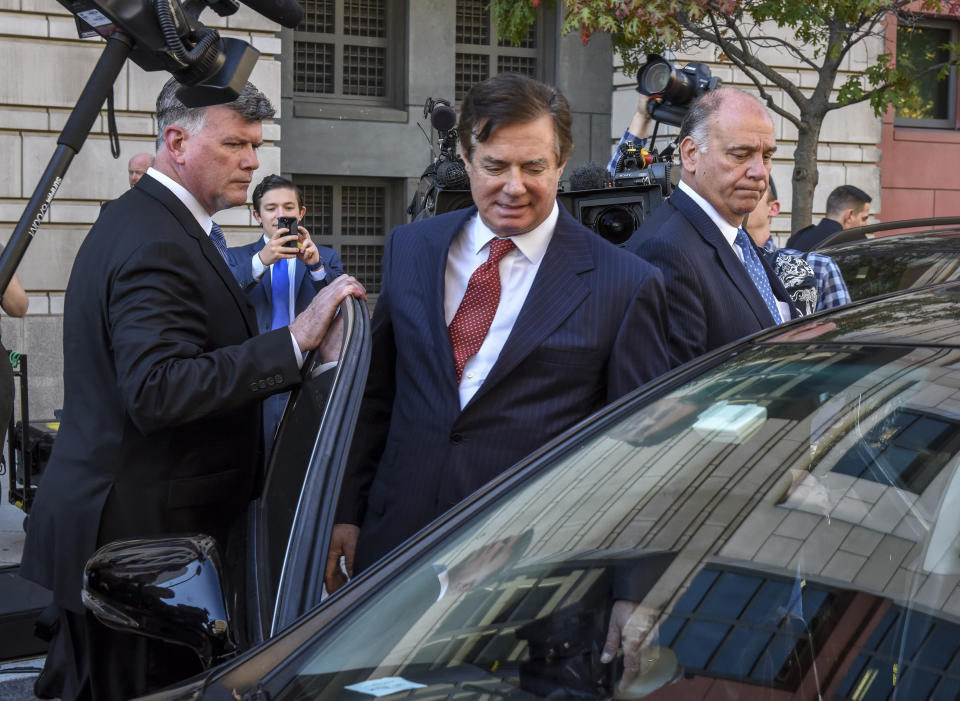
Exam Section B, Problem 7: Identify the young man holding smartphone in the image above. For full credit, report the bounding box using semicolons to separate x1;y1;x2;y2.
228;173;346;455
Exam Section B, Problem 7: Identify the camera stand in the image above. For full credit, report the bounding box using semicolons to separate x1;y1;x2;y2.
0;33;133;295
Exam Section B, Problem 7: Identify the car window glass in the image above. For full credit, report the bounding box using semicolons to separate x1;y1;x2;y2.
258;348;344;611
832;247;960;300
277;344;960;701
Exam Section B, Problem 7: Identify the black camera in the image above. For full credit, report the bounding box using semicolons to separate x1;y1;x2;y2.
636;54;722;127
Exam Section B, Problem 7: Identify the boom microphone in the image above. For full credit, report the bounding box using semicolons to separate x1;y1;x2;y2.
430;104;457;133
570;162;612;191
237;0;305;28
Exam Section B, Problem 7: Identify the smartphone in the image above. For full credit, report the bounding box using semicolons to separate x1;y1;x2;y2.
277;216;299;249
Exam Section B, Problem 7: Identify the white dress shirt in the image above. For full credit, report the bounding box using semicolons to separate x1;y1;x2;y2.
678;180;790;323
444;202;559;408
145;167;306;365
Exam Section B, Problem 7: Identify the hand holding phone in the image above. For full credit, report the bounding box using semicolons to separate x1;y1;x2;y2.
277;216;299;250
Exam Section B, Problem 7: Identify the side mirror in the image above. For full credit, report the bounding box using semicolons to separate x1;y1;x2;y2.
82;535;237;668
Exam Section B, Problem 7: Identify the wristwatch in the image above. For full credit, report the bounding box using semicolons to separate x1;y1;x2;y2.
307;256;325;272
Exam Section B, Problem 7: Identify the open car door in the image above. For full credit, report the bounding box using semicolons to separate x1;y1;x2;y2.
245;295;371;641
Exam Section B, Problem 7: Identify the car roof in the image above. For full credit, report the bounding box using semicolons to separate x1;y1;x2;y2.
817;218;960;249
823;228;960;255
762;280;960;348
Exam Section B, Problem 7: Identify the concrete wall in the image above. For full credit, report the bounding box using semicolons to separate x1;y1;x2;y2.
0;0;283;419
611;23;885;241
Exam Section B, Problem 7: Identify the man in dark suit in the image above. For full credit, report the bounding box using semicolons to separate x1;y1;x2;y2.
785;184;872;251
229;173;346;456
627;87;798;367
324;73;671;593
19;78;364;701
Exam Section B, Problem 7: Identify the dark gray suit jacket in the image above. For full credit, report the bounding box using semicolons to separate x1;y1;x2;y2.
20;175;301;612
338;205;672;571
628;187;799;367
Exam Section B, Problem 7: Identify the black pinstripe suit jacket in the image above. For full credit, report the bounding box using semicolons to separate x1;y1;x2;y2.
339;205;671;570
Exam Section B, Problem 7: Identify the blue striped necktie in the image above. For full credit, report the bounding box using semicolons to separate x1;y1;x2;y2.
271;259;290;329
209;222;229;261
734;228;782;324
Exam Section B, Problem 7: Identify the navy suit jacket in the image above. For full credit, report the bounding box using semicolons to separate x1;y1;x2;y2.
785;217;843;252
339;205;672;570
228;238;345;334
628;187;799;368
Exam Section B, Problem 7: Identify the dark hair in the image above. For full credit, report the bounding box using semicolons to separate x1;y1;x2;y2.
155;78;275;149
251;174;303;213
458;73;573;164
825;185;871;216
768;176;778;201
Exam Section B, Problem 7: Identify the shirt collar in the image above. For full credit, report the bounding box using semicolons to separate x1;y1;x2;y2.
146;167;214;235
678;180;740;247
468;201;559;264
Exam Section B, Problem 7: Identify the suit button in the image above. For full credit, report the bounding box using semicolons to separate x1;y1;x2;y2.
274;374;283;383
250;382;258;392
258;379;267;389
450;433;463;445
267;377;275;387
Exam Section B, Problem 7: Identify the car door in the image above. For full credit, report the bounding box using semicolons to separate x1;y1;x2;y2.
245;295;371;641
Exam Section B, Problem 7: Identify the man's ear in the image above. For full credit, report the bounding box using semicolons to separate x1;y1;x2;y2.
769;200;781;218
839;207;856;228
252;208;262;225
163;126;188;164
678;137;699;176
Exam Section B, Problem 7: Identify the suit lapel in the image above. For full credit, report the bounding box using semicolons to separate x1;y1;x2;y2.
669;188;775;327
138;175;258;336
415;209;476;393
465;208;592;410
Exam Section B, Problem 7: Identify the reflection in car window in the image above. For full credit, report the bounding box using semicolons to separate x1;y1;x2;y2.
832;246;960;301
276;345;960;700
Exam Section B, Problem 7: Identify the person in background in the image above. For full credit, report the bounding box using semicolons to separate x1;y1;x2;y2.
126;152;154;188
785;184;872;251
229;173;345;456
745;177;851;312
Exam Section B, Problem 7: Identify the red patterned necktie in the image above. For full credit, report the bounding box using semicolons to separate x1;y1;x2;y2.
449;237;516;383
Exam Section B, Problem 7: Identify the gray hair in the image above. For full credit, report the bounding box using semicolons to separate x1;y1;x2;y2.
677;87;765;157
155;78;275;149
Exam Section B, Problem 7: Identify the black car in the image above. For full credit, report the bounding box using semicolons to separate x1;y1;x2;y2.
81;279;960;701
816;218;960;303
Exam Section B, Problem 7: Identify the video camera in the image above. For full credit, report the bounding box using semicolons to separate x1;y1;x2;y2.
408;97;474;221
0;0;306;297
559;54;720;248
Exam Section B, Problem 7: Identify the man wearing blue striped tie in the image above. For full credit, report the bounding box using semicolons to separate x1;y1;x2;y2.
629;86;798;367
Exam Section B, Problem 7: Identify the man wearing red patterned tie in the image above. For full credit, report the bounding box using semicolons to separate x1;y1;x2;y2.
325;73;671;592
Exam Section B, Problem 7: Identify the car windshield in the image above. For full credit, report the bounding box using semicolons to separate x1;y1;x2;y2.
276;342;960;700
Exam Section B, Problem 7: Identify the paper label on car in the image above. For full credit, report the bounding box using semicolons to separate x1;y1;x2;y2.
345;677;427;697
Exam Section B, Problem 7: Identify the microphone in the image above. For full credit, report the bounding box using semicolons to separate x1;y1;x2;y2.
430;104;458;133
569;162;612;191
237;0;305;28
436;159;470;190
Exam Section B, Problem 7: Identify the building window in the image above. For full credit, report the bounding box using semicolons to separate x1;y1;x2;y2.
454;0;540;102
292;0;402;106
895;21;957;128
295;177;403;296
